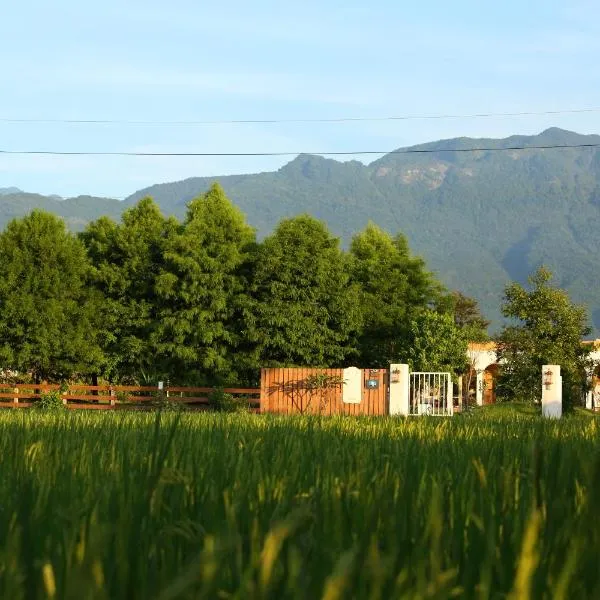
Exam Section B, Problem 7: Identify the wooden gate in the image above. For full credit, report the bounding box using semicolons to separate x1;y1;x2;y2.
260;367;388;415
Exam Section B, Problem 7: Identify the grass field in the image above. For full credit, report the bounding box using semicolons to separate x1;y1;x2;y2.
1;407;599;599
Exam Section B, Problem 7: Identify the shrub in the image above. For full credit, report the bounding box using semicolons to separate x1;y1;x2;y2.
35;390;65;411
208;388;249;412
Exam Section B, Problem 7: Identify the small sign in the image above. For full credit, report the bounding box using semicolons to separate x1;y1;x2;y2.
158;381;164;390
366;379;379;389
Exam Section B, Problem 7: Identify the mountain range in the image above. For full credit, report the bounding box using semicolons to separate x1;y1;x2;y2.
3;127;600;332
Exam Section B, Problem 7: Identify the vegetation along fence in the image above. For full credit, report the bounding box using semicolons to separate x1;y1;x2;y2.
0;384;261;411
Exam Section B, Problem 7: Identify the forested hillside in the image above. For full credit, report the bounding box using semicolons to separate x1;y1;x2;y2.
3;128;600;330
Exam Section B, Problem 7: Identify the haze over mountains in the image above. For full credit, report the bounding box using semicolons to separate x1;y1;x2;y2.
3;127;600;332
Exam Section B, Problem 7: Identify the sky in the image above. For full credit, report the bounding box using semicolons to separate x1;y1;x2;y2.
1;0;600;199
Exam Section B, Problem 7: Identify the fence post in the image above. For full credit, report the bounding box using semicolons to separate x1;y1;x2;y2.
109;385;116;406
542;365;562;418
13;387;18;406
389;364;409;416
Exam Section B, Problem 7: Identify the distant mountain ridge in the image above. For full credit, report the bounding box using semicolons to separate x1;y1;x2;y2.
3;128;600;331
0;187;23;196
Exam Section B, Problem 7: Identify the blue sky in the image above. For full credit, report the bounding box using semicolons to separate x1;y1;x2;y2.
1;0;599;198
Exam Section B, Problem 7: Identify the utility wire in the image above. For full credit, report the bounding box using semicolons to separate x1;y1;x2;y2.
2;107;600;126
1;142;600;157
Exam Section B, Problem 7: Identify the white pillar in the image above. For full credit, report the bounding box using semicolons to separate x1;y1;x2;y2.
476;370;484;406
585;368;594;410
447;376;454;416
542;365;562;418
389;364;409;416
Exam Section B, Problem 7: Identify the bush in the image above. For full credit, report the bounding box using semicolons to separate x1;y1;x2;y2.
149;389;189;413
35;390;66;411
208;388;250;413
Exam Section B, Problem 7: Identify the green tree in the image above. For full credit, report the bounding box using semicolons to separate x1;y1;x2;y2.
0;210;104;382
496;266;592;408
349;222;443;366
403;311;468;375
450;291;490;342
153;183;256;384
250;215;361;367
81;198;178;382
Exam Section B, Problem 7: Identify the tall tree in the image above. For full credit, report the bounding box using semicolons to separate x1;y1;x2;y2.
0;211;104;382
153;184;256;384
349;222;443;366
496;266;592;408
451;291;490;341
81;198;178;382
250;215;361;367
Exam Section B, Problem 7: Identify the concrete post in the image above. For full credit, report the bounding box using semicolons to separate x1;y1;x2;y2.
476;370;484;406
389;364;409;416
542;365;562;419
447;376;454;416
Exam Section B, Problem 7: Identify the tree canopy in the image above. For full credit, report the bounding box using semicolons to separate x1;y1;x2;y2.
348;222;443;366
153;183;256;384
249;215;362;367
0;190;489;385
495;266;592;408
0;211;104;381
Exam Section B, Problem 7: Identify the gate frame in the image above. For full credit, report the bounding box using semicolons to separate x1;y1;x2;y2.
408;371;453;416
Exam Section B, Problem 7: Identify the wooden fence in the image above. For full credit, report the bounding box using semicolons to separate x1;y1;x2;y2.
0;384;261;411
260;367;389;415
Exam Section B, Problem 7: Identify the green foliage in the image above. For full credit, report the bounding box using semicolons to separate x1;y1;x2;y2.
208;387;250;412
403;310;469;375
0;211;104;382
349;222;443;366
80;198;178;381
7;129;600;333
153;183;256;385
249;215;362;367
34;389;65;410
496;267;593;409
450;291;490;341
1;411;600;598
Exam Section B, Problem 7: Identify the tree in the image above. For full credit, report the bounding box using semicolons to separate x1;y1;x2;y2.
403;311;468;375
152;184;256;384
348;222;444;366
0;211;104;382
250;215;362;367
450;291;490;341
81;198;178;382
496;266;592;408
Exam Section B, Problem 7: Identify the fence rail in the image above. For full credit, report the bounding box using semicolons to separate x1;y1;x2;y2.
0;384;261;411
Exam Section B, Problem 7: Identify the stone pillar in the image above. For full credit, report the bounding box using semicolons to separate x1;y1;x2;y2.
457;377;463;412
447;376;454;416
476;370;484;406
542;365;562;419
389;364;409;416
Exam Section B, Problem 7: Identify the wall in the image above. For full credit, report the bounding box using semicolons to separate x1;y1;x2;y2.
260;367;388;415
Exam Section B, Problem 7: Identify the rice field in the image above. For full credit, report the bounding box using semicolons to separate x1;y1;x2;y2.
1;407;599;599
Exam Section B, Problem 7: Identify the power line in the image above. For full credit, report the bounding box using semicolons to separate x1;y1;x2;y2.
1;142;600;157
2;107;600;126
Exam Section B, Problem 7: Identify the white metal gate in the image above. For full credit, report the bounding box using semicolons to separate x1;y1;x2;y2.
409;372;453;416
